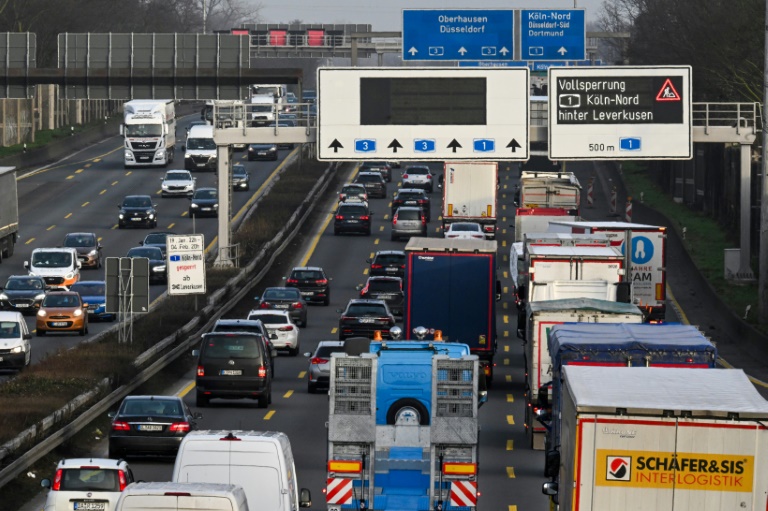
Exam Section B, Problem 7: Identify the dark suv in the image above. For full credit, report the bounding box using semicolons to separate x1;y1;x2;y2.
117;195;157;229
361;162;392;183
367;250;406;278
392;188;431;221
337;299;396;340
285;266;331;306
334;202;372;236
359;276;405;317
193;332;274;408
354;171;387;198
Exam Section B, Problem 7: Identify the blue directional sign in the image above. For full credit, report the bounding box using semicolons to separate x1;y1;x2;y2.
414;139;436;153
355;139;376;153
620;137;642;151
521;9;585;61
403;9;514;61
473;139;495;152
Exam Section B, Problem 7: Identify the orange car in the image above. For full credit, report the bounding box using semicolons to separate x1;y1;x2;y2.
36;291;89;336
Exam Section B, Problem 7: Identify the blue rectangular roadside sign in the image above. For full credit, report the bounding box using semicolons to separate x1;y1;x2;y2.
520;9;585;61
403;9;514;61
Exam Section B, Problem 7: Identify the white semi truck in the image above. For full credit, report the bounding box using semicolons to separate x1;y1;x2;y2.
121;100;176;168
0;167;19;262
441;161;498;239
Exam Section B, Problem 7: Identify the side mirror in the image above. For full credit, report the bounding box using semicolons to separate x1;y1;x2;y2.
119;125;124;135
336;309;343;314
41;478;52;489
328;277;333;281
23;333;32;340
181;145;186;151
496;280;502;302
303;352;312;358
76;261;82;269
542;481;558;497
355;284;363;291
537;384;550;409
23;261;29;269
282;276;287;280
253;296;260;301
270;349;278;358
139;241;144;246
545;450;561;479
107;411;116;419
117;204;122;209
191;349;200;357
82;303;89;308
365;258;372;264
299;488;312;508
616;282;632;303
153;204;158;208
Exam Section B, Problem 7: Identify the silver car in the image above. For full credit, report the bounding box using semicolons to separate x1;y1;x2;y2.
160;170;196;197
304;340;346;393
391;206;427;241
402;165;434;193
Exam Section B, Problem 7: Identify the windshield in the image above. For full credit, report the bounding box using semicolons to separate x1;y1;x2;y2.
119;398;182;417
232;165;247;176
31;251;72;268
186;138;216;150
263;288;300;300
356;174;381;183
127;248;162;259
250;105;272;113
143;233;168;245
71;283;106;296
63;234;95;248
5;278;43;290
253;86;280;96
58;468;121;492
453;224;481;232
125;124;162;137
194;189;217;200
247;313;288;324
397;192;422;201
373;254;404;266
122;196;152;208
406;167;430;175
347;304;387;316
368;280;402;293
42;294;79;307
0;321;20;339
165;172;190;181
316;346;344;358
204;335;263;359
339;206;367;216
396;209;421;220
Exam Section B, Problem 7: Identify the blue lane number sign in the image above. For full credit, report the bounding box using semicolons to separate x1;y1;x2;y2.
620;137;641;151
473;139;495;152
355;139;376;153
414;139;436;152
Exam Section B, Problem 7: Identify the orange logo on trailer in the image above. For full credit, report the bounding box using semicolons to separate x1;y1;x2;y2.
596;450;754;492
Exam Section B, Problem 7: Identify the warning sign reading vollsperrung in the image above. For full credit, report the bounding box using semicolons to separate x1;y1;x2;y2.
548;66;692;161
167;234;206;295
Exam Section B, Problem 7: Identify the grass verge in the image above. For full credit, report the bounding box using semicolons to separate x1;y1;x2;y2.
0;116;121;159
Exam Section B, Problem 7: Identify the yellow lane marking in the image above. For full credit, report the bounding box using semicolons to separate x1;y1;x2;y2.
503;255;508;261
178;381;195;398
507;415;515;425
75;169;84;174
283;390;294;398
66;175;74;180
111;224;118;230
504;345;510;352
388;202;392;207
100;189;107;195
506;439;514;450
81;202;89;207
502;193;506;199
126;171;132;176
65;213;72;219
264;410;276;420
25;238;34;245
503;330;509;337
168;223;175;229
98;237;103;242
111;181;118;186
503;302;508;310
503;315;509;324
84;163;91;168
502;240;507;247
93;158;102;162
504;184;508;189
503;286;508;294
181;211;188;217
298;371;307;378
502;216;506;222
46;225;55;231
331;327;338;334
504;358;510;366
435;227;440;232
19;146;121;180
363;268;369;275
384;214;389;220
507;467;516;478
370;252;374;258
507;394;514;403
374;239;380;245
506;375;512;383
156;189;162;195
379;226;384;231
509;506;518;511
503;271;508;278
502;204;506;210
502;228;507;234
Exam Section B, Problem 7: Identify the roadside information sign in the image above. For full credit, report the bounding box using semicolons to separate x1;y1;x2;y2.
548;66;692;160
167;234;206;295
520;9;586;61
317;67;529;161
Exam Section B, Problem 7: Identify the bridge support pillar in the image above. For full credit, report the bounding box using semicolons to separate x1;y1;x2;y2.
734;143;756;281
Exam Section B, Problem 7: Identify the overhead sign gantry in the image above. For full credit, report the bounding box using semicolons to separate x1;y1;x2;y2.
317;67;530;161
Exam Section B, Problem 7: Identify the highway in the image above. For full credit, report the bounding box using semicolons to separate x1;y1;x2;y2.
0;114;297;378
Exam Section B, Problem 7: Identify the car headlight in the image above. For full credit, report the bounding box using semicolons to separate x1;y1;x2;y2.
124;150;132;158
65;272;75;279
35;293;45;301
10;346;22;354
248;147;254;152
268;147;277;152
191;203;199;208
185;153;192;159
0;293;7;300
88;249;98;256
162;183;169;190
213;204;219;208
154;265;167;272
148;213;155;219
28;272;36;277
74;309;83;317
119;213;125;219
37;310;46;317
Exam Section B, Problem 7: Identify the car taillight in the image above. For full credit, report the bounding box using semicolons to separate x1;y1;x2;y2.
197;365;204;377
286;278;298;284
341;316;352;322
421;216;427;225
335;215;344;220
311;357;330;365
292;302;303;309
52;469;63;491
393;217;398;225
112;421;131;431
259;302;271;309
446;234;458;238
169;422;191;433
360;285;369;296
371;264;383;269
403;174;409;179
483;225;494;232
360;215;369;221
118;470;128;491
316;279;328;285
279;325;294;331
427;174;432;179
418;200;428;204
258;365;267;378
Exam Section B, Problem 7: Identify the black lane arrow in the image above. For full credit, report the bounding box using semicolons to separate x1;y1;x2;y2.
388;139;403;153
329;139;343;153
447;139;462;153
506;139;522;152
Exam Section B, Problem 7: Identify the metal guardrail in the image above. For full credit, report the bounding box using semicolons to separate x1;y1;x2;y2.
692;102;761;136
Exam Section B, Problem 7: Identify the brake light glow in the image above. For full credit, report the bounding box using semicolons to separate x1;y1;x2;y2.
258;365;267;377
259;302;271;309
421;216;427;225
360;284;369;296
169;422;191;433
443;462;477;476
371;264;383;269
403;174;409;179
52;469;63;491
118;470;128;491
279;325;294;331
286;278;298;284
335;215;344;220
393;217;398;225
197;365;204;377
360;215;370;221
311;357;330;365
316;279;328;285
112;421;131;431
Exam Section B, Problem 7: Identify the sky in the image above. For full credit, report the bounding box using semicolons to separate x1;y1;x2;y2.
251;1;606;30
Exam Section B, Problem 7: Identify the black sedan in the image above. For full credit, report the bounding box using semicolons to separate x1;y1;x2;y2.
126;246;167;283
118;195;158;229
255;287;308;327
232;164;250;191
188;187;218;217
0;276;48;315
337;299;396;340
284;266;331;306
247;143;278;161
359;276;405;317
108;395;201;458
391;189;431;222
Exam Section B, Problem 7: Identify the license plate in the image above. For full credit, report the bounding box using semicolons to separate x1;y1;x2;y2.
74;502;106;511
201;208;211;211
138;424;163;431
386;268;397;272
131;217;142;221
405;201;417;205
14;303;29;308
197;163;206;167
359;318;376;323
220;369;243;376
347;220;359;223
51;322;68;327
301;292;313;296
274;304;289;309
258;152;268;156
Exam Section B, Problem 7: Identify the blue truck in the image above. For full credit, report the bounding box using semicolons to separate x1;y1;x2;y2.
403;238;498;382
325;327;482;511
542;322;718;478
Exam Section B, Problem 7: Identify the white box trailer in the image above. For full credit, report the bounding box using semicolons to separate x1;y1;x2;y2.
547;366;768;511
522;298;643;450
514;208;578;242
517;170;581;212
548;221;667;321
0;167;19;261
442;161;498;239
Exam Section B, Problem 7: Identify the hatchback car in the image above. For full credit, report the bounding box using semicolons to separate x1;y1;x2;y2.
391;189;431;221
359;276;405;317
210;318;277;368
189;187;218;217
160;170;196;197
354;171;387;198
337;299;396;340
255;287;308;327
126;246;167;283
108;395;202;457
391;207;427;241
36;291;88;336
305;340;346;393
360;161;392;182
41;458;135;511
445;222;486;240
0;275;47;315
70;281;115;322
194;332;274;407
402;165;434;193
140;231;175;257
338;183;368;203
284;267;331;306
246;310;300;356
334;201;372;236
118;195;158;229
0;310;32;370
248;143;278;161
232;164;250;191
367;251;405;279
62;232;103;269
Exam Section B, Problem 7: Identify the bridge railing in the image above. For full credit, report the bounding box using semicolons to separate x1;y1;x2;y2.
691;102;761;136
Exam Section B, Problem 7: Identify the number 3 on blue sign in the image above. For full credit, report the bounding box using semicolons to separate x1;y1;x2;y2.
355;139;376;153
414;139;435;152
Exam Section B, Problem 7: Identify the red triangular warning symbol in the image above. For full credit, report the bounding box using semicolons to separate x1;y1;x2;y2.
656;78;681;101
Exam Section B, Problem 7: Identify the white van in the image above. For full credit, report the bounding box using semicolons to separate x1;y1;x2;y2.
172;431;311;511
0;310;31;369
184;124;217;172
116;482;248;511
24;247;81;289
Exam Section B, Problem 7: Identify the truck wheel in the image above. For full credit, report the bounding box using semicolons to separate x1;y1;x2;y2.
196;391;209;407
257;392;269;408
386;398;430;426
6;240;13;257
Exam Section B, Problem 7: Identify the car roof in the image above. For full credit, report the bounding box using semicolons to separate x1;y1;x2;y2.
347;298;387;306
195;187;217;192
123;194;152;199
123;394;181;401
405;165;430;170
396;188;426;194
215;319;263;326
394;206;422;212
358;171;381;176
342;183;366;189
144;231;175;237
247;309;291;318
338;201;369;208
64;232;97;237
0;310;24;321
7;274;44;280
450;222;482;228
165;169;191;174
55;458;128;469
71;280;106;286
374;250;405;256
